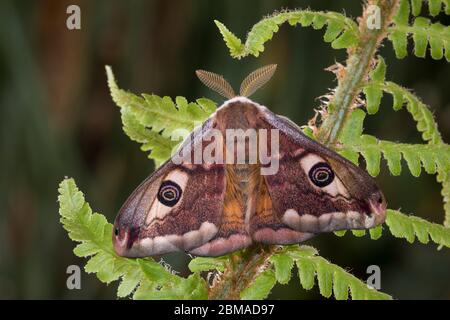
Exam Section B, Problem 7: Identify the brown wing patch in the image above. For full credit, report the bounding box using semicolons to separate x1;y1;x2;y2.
250;175;315;244
254;105;386;234
189;165;252;256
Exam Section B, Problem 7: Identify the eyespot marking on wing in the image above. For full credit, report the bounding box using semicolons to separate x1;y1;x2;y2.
145;170;189;225
300;154;350;198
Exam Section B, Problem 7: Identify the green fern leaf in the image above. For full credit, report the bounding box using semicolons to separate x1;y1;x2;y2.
333;226;382;240
337;95;449;230
389;0;411;59
386;209;450;247
58;178;208;299
106;66;216;165
395;0;412;24
214;20;245;58
345;135;449;177
332;208;450;249
410;0;423;16
389;16;450;61
284;246;392;300
363;57;386;114
270;253;294;284
116;264;142;298
120;109;179;167
383;82;443;144
339;109;449;177
296;257;316;290
408;0;450;16
363;59;444;145
134;273;208;300
438;171;450;227
188;256;228;273
215;10;359;59
240;269;277;300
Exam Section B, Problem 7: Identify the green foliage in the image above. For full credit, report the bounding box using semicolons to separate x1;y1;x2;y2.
240;270;277;300
386;209;450;247
106;66;216;166
334;210;450;249
431;152;449;231
215;10;359;59
364;77;442;145
120;111;178;166
58;2;450;301
388;0;450;60
359;57;450;228
212;245;392;300
408;0;450;16
188;256;228;273
338;107;449;178
440;171;450;227
59;178;394;300
267;246;391;300
58;178;208;300
340;76;450;234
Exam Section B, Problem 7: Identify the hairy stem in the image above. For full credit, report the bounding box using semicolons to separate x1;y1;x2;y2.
208;245;276;300
317;0;400;146
208;0;400;300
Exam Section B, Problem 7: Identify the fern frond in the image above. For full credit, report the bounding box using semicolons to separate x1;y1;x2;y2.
408;0;450;16
58;178;208;299
271;246;393;300
106;66;216;165
389;1;450;61
362;57;387;115
215;10;359;59
382;81;443;143
339;109;449;177
386;209;450;247
438;170;450;227
134;273;208;300
351;135;448;177
364;76;443;145
237;245;391;300
342;76;450;233
240;269;277;300
188;256;228;272
335;209;450;249
334;226;383;240
120;109;179;167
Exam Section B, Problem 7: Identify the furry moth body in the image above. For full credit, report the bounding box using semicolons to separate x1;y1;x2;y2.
113;65;387;257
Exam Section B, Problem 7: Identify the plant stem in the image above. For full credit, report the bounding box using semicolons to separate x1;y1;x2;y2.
208;0;400;300
317;0;400;146
208;245;276;300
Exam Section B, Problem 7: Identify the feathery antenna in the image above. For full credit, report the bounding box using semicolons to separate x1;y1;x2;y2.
196;64;277;99
195;70;235;99
240;64;277;97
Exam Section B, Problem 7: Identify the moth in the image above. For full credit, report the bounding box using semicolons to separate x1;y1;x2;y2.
113;65;387;257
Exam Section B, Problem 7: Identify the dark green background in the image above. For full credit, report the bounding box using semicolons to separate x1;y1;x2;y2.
0;0;449;299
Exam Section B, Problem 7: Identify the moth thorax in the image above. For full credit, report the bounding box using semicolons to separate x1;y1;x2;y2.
230;164;259;210
234;164;252;188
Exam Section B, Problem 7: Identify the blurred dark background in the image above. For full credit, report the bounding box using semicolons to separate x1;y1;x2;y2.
0;0;449;299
